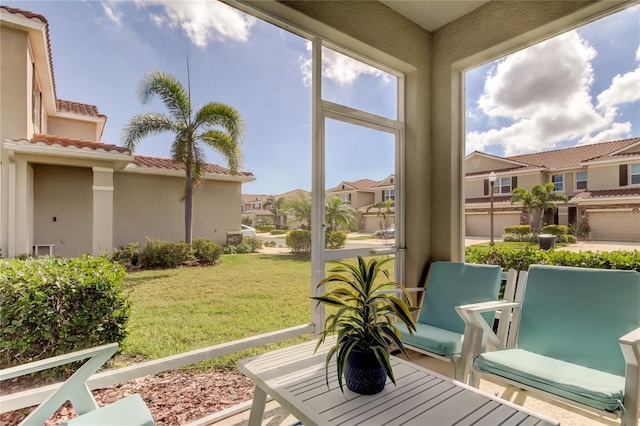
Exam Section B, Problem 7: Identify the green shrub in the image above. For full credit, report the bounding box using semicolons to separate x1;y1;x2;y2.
503;225;531;235
270;229;287;235
286;229;311;255
264;240;277;247
465;245;640;272
192;239;223;264
138;239;193;269
568;222;591;241
0;255;130;368
325;230;347;249
502;233;536;242
257;225;275;233
111;242;141;265
539;224;569;236
243;236;264;252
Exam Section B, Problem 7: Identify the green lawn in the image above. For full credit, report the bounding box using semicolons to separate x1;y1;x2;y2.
122;254;313;369
121;254;397;369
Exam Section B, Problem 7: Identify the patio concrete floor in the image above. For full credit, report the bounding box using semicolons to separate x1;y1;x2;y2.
211;351;622;426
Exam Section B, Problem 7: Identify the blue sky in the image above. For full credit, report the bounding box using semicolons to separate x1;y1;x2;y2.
8;1;640;194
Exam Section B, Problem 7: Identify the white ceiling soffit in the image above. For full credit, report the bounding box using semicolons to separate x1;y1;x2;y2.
381;0;490;31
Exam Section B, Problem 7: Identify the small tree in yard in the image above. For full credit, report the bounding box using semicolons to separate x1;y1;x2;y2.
325;196;357;231
511;183;568;234
123;71;245;244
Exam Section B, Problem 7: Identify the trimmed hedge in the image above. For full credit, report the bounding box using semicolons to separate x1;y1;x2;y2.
257;225;275;233
465;245;640;272
503;225;531;236
286;229;311;254
0;255;130;368
326;230;347;249
192;239;223;264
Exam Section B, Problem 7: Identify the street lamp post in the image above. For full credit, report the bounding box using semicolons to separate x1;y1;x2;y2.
489;172;496;246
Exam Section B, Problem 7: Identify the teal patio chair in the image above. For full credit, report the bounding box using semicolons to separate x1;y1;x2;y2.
468;265;640;426
0;343;155;426
395;261;515;382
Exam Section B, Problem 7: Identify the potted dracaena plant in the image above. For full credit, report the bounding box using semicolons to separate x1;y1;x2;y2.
312;256;417;395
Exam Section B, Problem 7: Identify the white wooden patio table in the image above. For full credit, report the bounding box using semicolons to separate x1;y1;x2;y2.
237;340;559;426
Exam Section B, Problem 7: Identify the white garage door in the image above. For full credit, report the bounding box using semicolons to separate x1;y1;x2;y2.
466;213;521;238
588;211;640;242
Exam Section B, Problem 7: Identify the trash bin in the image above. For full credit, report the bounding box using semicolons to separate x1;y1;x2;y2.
538;234;557;250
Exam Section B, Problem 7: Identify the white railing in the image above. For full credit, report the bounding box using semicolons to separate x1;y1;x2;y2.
0;323;314;415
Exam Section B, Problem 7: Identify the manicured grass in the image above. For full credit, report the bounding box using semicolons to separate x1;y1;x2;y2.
122;254;313;369
347;235;377;240
121;254;398;369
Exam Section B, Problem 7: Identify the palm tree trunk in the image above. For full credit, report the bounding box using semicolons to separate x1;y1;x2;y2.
185;170;193;244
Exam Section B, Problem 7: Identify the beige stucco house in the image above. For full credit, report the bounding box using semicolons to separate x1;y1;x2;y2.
241;189;310;229
0;5;254;258
465;138;640;241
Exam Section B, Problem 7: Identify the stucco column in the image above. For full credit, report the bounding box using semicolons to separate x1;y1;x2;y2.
92;167;114;255
7;154;31;256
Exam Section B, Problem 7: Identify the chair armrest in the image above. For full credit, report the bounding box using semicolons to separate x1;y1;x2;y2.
458;300;520;314
620;327;640;346
619;326;640;426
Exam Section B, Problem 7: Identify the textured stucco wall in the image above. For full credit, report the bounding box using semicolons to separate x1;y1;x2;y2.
33;164;93;257
113;172;242;247
47;117;97;141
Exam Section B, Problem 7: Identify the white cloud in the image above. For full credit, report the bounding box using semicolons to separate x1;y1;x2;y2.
102;2;123;26
467;31;633;156
136;1;256;47
597;67;640;109
578;121;632;145
300;42;390;86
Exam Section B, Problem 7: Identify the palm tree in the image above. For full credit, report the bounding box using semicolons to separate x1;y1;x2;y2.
511;183;569;233
366;199;393;232
325;196;357;231
263;195;285;228
283;194;312;228
122;71;244;244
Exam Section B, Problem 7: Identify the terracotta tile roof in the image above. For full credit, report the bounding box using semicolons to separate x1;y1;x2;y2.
57;99;106;118
1;5;56;100
131;156;254;177
571;188;640;201
330;178;379;191
242;194;267;203
465;195;514;205
242;209;274;216
466;165;542;177
30;134;129;154
506;138;640;169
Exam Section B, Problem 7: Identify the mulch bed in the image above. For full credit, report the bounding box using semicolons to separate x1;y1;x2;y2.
0;368;255;425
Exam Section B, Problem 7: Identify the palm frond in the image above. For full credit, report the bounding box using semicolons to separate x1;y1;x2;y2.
139;71;191;123
199;130;243;174
195;102;246;141
121;113;175;150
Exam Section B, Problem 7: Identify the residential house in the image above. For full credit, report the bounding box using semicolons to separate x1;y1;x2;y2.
0;5;254;258
241;189;310;229
465;138;640;241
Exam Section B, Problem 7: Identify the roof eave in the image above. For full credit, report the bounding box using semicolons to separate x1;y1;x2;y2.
123;165;256;183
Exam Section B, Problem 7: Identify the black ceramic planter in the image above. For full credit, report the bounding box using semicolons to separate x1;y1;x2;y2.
344;349;387;395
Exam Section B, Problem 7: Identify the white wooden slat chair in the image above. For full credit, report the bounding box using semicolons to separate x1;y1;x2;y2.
0;343;155;425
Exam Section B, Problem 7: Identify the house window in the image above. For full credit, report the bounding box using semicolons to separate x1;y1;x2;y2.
632;164;640;185
383;189;395;201
253;202;260;209
340;193;351;203
575;172;587;190
493;177;511;194
551;174;564;191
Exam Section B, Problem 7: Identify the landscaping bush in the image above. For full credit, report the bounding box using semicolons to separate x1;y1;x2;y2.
0;255;130;368
568;221;591;241
257;225;275;233
325;230;347;249
243;236;264;252
264;240;277;247
502;233;536;242
270;229;287;235
465;245;640;272
503;225;531;235
286;229;311;255
111;242;141;265
138;239;193;269
191;238;223;264
539;224;576;243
